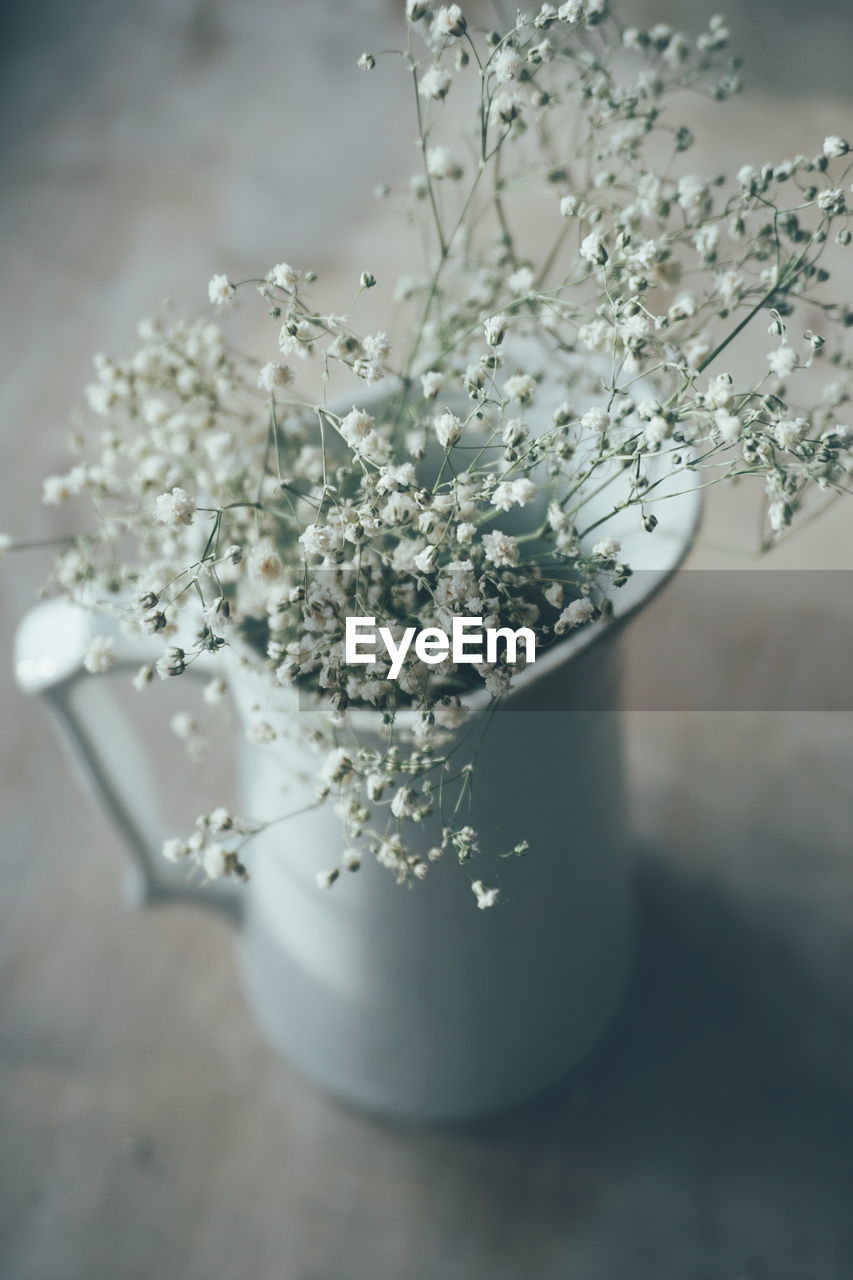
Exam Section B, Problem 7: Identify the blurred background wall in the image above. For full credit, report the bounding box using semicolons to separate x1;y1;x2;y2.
630;0;850;92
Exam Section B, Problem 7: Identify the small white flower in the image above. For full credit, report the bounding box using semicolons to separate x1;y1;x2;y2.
714;409;742;443
818;187;846;216
170;711;198;740
581;407;609;432
143;398;169;427
203;843;229;880
482;530;519;566
42;475;71;506
503;417;528;447
257;362;293;392
508;265;535;295
472;879;499;909
535;2;559;23
377;461;416;494
669;293;697;321
132;664;154;692
419;66;452;100
434;4;466;38
85;383;115;416
208;274;235;306
270;262;299;292
716;270;743;308
339;407;376;450
491;89;524;126
558;0;584;22
704;373;734;409
338;409;379;460
643;415;671;448
694;223;719;257
156;647;186;679
414;544;437;573
83;636;115;675
560;194;579;217
278;326;310;359
434;700;468;729
248;539;284;580
366;772;387;802
618;312;650;345
492;478;536;511
823;136;849;159
529;38;553;64
435;410;463;448
203;677;227;705
155;486;195;526
492;47;524;83
421;371;444;400
321;748;356;788
357;52;375;71
580;232;607;266
504;373;536;405
767;345;797;379
391;786;418;819
362;331;390;362
204;595;233;629
456;521;476;543
591;537;621;560
426;146;463;181
316;868;340;889
577;319;608;352
483;314;509;346
676;174;709;219
768;500;789;532
556;598;594;632
162;838;187;863
484;666;512;697
774;417;806;451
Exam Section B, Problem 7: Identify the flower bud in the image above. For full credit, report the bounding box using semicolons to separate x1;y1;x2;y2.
144;610;167;633
483;314;508;346
435;5;466;38
156;647;186;679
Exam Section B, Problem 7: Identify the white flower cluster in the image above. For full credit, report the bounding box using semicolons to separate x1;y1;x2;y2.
162;807;250;883
27;1;853;903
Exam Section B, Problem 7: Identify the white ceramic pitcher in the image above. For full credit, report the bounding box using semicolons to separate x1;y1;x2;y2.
14;345;700;1123
14;463;698;1123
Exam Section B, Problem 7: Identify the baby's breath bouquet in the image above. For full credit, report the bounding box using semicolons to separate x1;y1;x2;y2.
14;1;853;906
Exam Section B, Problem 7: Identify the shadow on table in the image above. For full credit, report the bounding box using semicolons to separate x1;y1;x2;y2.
351;857;853;1279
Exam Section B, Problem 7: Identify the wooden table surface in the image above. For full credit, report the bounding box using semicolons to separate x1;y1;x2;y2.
3;3;853;1277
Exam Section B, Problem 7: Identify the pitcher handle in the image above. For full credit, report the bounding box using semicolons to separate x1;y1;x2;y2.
14;598;241;923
